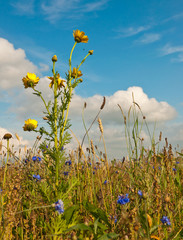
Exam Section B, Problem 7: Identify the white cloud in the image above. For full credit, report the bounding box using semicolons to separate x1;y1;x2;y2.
163;12;183;23
0;38;38;90
114;25;150;38
161;44;183;56
69;86;177;123
41;0;110;22
11;0;35;15
136;33;161;44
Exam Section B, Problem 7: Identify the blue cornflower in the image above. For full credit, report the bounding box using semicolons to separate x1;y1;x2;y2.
37;157;41;162
64;171;69;176
104;180;107;184
25;158;29;163
55;199;64;214
138;190;143;197
33;174;41;181
94;167;97;170
172;168;177;171
32;156;37;161
61;146;64;151
117;194;130;205
93;171;95;174
65;160;72;166
176;161;179;164
161;216;171;226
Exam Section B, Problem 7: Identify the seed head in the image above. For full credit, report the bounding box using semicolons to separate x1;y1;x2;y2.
3;133;12;140
98;118;103;134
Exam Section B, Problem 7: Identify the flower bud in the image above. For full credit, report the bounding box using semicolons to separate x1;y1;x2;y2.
88;50;94;55
52;55;57;62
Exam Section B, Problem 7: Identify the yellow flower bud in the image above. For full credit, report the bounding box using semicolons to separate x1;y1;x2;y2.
52;55;58;62
88;50;94;55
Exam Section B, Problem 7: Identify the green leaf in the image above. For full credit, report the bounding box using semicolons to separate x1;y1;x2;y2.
150;224;159;234
64;205;79;225
98;232;119;240
66;223;92;232
83;202;111;228
94;218;99;234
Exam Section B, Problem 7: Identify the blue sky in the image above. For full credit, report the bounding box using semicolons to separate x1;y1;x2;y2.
1;0;183;158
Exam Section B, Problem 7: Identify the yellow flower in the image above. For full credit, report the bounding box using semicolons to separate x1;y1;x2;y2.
73;30;88;43
22;73;40;88
48;74;66;90
71;67;83;78
23;119;38;131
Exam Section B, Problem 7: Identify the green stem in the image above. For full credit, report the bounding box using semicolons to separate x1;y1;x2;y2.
60;52;90;144
59;42;77;146
33;88;51;116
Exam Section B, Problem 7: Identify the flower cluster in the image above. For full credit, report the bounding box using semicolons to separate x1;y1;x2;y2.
54;199;64;214
32;156;41;162
117;194;130;205
161;216;171;225
65;160;72;166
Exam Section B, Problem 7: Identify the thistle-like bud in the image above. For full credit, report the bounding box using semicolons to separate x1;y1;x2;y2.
52;55;58;62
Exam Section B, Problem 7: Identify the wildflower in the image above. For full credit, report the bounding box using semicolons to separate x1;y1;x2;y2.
52;55;57;62
3;133;12;140
138;190;143;197
23;119;38;131
161;216;171;226
172;168;177;171
54;199;64;214
48;74;66;90
65;160;72;166
71;67;83;78
64;171;69;176
32;156;37;161
104;180;107;184
73;30;88;43
61;146;64;151
25;158;29;164
176;161;179;164
33;174;41;181
117;194;130;205
88;50;94;55
22;73;40;88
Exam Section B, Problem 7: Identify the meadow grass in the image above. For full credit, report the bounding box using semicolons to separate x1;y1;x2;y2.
0;30;183;240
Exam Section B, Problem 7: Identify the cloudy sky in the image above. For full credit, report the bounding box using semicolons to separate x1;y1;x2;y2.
1;0;183;158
